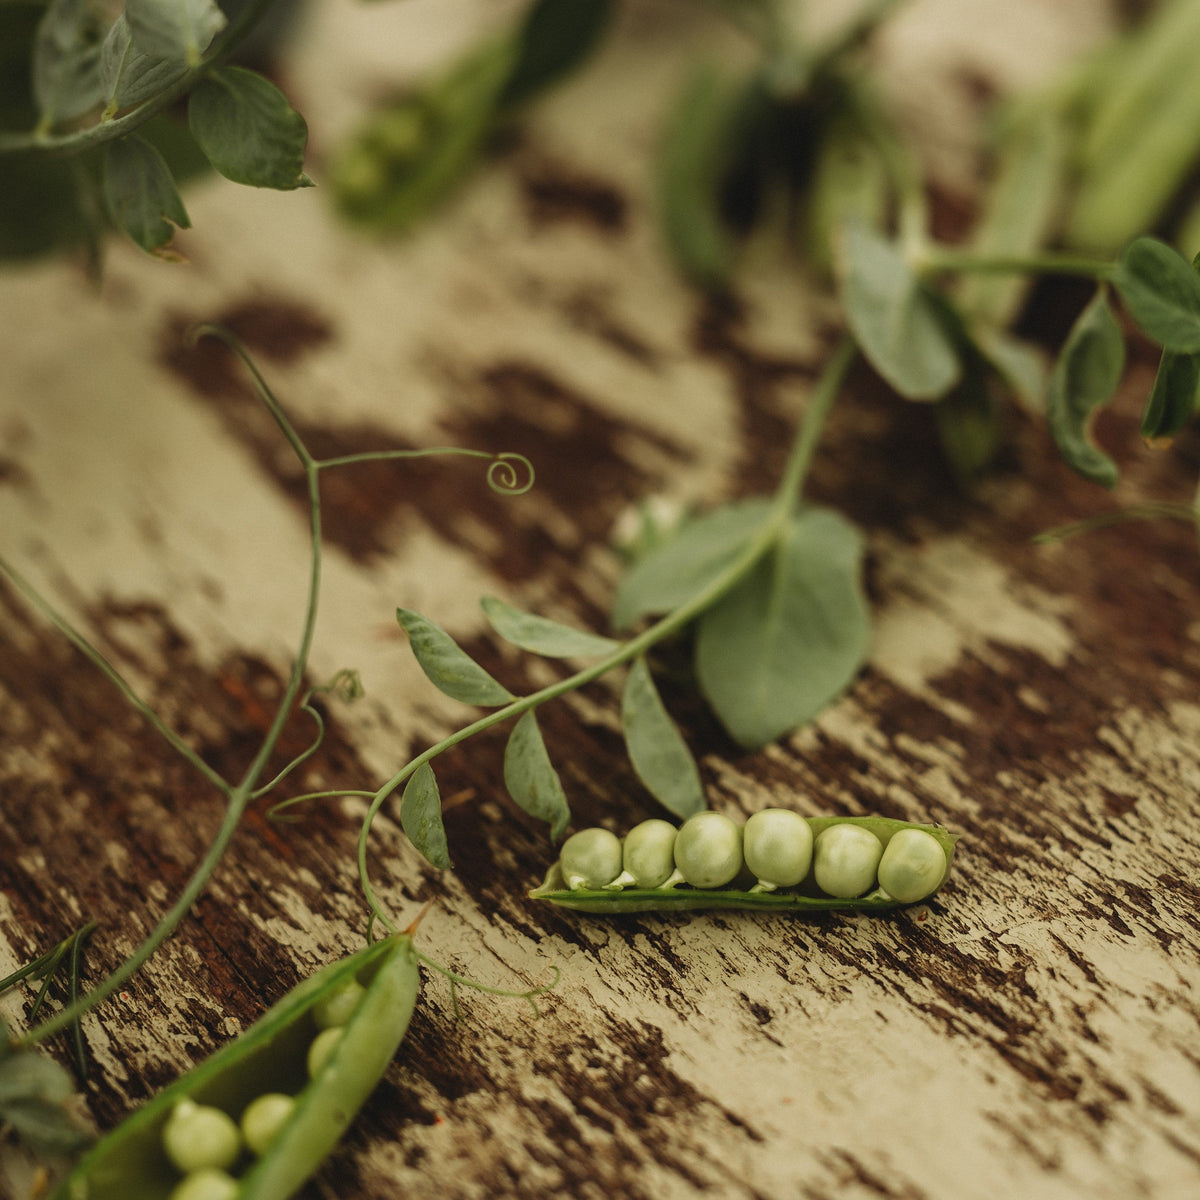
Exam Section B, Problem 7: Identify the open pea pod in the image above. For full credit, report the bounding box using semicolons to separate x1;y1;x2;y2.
530;816;959;914
55;933;420;1200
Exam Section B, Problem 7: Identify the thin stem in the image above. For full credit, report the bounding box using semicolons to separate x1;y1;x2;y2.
0;556;230;795
357;338;857;930
21;791;251;1046
0;0;277;157
920;248;1115;281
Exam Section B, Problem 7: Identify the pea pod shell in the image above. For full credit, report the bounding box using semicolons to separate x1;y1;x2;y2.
530;817;958;914
55;934;420;1200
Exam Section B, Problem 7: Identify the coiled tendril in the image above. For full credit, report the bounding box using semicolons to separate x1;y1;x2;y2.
487;452;535;495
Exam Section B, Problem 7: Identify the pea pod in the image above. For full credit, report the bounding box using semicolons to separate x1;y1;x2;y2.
54;933;420;1200
530;814;959;914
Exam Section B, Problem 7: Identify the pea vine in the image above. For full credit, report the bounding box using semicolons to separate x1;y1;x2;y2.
0;326;536;1156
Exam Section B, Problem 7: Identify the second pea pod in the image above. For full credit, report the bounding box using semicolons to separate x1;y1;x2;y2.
54;932;420;1200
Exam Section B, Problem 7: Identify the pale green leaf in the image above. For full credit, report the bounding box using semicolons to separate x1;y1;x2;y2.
188;67;311;190
837;221;961;400
695;506;870;749
481;596;620;658
397;609;515;707
621;657;705;819
612;497;772;630
503;711;569;841
100;14;188;112
1115;237;1200;353
32;0;107;124
102;135;190;254
1046;289;1124;487
125;0;225;66
400;763;450;870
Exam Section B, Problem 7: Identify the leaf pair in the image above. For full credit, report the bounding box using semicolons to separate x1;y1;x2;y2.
102;66;312;255
614;500;871;750
1048;238;1200;484
393;592;707;866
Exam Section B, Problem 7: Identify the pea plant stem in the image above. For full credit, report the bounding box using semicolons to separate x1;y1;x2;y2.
9;326;527;1048
919;248;1115;281
356;337;858;932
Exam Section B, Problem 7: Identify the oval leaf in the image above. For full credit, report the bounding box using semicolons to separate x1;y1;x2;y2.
499;0;615;108
33;0;107;124
695;506;870;750
1046;289;1125;487
189;66;311;190
612;497;772;631
102;135;190;254
400;763;450;870
503;711;570;841
100;14;188;113
1115;237;1200;353
837;221;961;400
396;608;515;707
621;656;705;819
481;596;620;658
1141;349;1200;444
125;0;225;66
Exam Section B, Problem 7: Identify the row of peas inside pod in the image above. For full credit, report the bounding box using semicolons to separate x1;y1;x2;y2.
54;933;420;1200
159;978;365;1200
530;811;960;914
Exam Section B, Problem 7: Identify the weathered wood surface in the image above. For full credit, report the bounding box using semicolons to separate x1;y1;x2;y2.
3;2;1200;1198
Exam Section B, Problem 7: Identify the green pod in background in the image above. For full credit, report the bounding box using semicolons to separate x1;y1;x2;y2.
55;934;420;1200
530;816;959;914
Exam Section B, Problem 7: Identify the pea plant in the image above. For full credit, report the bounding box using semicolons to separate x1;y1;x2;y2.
0;0;310;260
0;328;548;1181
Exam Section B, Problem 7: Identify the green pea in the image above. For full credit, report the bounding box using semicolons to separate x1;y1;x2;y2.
743;809;813;891
673;811;743;889
813;823;884;898
56;933;421;1200
306;1027;344;1080
311;978;365;1030
241;1093;296;1157
559;827;623;890
618;818;678;888
167;1168;240;1200
877;828;948;903
161;1100;241;1175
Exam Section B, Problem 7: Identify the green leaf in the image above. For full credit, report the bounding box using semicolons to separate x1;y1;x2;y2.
621;656;705;819
1114;237;1200;353
612;497;772;631
503;710;570;841
481;596;621;658
1046;289;1125;487
188;66;311;190
695;506;870;750
32;0;107;124
400;763;450;870
499;0;615;108
102;135;190;254
657;64;760;290
1141;349;1200;444
397;609;516;707
836;221;961;400
125;0;225;66
0;1050;73;1106
100;14;188;113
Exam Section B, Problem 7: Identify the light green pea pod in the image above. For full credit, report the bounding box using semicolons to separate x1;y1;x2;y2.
54;933;420;1200
531;816;958;914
